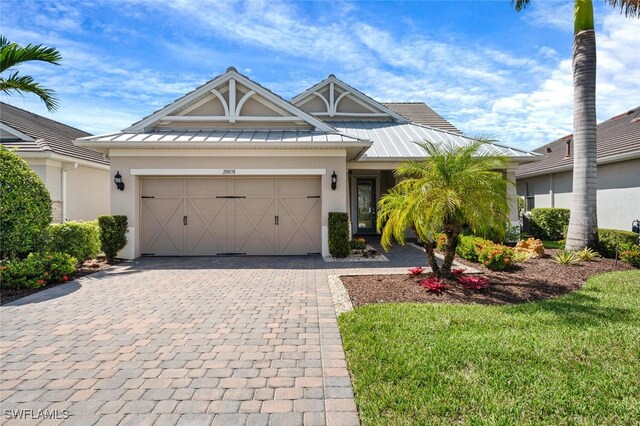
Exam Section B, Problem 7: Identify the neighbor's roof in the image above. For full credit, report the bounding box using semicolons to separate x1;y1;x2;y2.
382;102;462;134
0;102;108;165
331;121;541;161
517;106;640;178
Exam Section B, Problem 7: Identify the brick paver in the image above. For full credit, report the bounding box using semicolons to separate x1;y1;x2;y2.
0;255;359;425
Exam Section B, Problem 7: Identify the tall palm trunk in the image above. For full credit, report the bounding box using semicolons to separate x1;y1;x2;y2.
566;0;599;250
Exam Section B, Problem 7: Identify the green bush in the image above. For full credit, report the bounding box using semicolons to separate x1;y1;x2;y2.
46;221;100;262
328;212;350;258
598;228;639;258
1;252;76;289
456;235;486;262
476;242;513;271
98;215;128;263
620;244;640;267
0;146;52;257
529;208;570;241
351;237;367;250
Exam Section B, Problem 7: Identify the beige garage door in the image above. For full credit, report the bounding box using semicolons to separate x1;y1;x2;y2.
140;177;321;256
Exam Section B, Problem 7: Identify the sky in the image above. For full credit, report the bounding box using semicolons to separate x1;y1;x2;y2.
1;0;639;151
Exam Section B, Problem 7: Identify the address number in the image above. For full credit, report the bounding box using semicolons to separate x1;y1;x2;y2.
223;169;236;175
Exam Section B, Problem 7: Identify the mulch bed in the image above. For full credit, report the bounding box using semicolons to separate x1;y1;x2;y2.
0;258;113;305
340;250;634;307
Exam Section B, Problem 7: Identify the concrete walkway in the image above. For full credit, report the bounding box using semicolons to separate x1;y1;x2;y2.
0;257;357;426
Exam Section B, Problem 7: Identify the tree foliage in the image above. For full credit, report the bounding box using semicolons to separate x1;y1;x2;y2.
377;140;511;277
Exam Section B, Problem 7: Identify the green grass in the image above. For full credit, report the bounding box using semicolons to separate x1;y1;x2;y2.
338;270;640;425
541;240;564;249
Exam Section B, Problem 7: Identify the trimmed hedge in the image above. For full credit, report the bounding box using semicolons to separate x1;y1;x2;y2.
598;228;639;258
46;221;100;262
98;215;128;263
328;212;350;258
0;252;76;289
0;146;52;257
530;208;570;241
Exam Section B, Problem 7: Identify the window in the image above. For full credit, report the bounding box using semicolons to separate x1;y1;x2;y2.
526;183;535;211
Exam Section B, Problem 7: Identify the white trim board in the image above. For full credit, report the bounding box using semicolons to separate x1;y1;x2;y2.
130;168;327;176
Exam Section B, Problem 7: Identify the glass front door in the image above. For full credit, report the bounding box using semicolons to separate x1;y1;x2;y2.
356;179;376;234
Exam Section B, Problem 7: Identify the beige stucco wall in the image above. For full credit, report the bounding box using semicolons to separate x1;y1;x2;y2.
65;165;110;221
517;158;640;231
108;149;348;258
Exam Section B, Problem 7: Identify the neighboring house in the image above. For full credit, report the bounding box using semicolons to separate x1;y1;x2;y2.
75;67;539;259
517;106;640;232
0;102;110;223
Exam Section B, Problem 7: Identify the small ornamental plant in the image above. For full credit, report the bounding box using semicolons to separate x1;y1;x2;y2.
457;275;490;290
408;266;425;275
419;276;447;294
451;268;465;276
477;242;513;271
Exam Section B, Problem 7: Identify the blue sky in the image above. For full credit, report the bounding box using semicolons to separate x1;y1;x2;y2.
1;0;638;150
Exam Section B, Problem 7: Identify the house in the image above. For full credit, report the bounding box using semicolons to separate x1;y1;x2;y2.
517;107;640;231
75;67;539;258
0;102;110;223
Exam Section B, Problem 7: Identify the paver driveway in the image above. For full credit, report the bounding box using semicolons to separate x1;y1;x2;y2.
0;256;358;426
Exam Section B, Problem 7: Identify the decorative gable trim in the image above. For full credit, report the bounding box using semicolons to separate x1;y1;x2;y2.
126;67;336;132
291;75;409;122
0;122;35;141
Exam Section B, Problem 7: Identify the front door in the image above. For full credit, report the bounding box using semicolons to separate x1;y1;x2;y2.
356;178;376;234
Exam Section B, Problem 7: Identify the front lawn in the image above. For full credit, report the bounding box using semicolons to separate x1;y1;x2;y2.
338;270;640;425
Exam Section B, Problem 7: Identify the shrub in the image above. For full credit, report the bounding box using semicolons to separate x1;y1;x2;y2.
554;250;580;265
328;213;350;258
1;252;76;289
620;244;640;267
597;228;639;258
456;235;486;262
477;242;513;271
46;221;100;262
529;208;570;241
513;251;530;263
98;215;128;263
577;247;598;262
350;237;367;250
0;146;52;257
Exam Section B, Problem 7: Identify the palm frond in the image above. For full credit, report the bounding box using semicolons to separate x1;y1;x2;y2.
0;71;59;111
607;0;640;17
512;0;532;11
0;37;62;73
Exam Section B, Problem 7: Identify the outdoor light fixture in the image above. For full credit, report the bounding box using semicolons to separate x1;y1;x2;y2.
114;171;125;191
331;171;337;190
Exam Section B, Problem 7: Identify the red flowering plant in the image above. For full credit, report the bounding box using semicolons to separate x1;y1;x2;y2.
451;268;465;276
457;275;490;290
408;267;425;275
419;276;447;294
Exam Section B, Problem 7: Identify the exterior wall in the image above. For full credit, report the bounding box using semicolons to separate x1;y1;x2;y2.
108;149;348;258
24;159;63;224
517;158;640;231
65;165;110;221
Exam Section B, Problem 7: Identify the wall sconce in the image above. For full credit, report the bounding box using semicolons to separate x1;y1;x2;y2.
331;171;337;190
114;171;125;191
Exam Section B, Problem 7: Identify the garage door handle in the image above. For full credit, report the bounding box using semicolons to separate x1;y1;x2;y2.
275;215;279;225
183;216;187;226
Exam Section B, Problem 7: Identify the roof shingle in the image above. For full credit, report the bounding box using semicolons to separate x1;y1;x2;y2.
382;102;462;134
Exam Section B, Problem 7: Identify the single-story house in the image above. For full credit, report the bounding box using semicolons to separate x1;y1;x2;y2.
517;106;640;231
76;67;539;258
1;102;110;223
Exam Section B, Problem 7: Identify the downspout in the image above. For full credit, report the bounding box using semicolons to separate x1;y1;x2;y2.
61;162;78;222
549;174;555;208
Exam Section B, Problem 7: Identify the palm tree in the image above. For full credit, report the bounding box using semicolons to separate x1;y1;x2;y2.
0;35;62;112
512;0;639;250
377;140;511;278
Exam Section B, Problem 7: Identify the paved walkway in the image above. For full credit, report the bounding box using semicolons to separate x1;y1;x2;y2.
0;257;357;426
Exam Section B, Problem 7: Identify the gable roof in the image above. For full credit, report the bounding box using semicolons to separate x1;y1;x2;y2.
517;106;640;178
126;67;335;132
0;102;108;165
291;75;409;122
382;102;462;134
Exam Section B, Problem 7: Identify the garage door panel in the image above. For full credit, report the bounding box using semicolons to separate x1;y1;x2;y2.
234;178;276;197
278;197;321;254
234;198;276;255
187;198;230;255
140;197;185;255
278;177;320;196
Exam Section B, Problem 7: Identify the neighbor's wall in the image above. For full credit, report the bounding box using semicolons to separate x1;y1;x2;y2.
517;158;640;231
66;165;110;221
24;158;63;223
108;149;348;258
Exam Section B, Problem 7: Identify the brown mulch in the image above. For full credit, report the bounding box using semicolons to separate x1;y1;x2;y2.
340;250;634;307
0;258;114;305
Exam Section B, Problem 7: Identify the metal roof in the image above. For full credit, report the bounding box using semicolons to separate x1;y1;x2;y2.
0;102;108;165
382;102;462;134
517;107;640;178
78;129;367;144
331;121;541;161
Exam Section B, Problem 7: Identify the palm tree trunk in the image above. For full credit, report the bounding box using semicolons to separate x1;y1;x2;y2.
423;240;441;277
440;230;460;278
566;26;599;250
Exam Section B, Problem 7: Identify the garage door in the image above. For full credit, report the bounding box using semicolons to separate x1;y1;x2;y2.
140;177;321;256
